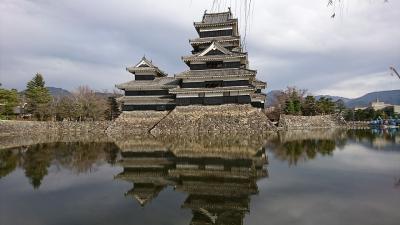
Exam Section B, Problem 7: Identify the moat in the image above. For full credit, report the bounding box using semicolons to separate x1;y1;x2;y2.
0;129;399;225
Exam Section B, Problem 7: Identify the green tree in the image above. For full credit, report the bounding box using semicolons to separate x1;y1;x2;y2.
302;95;317;116
278;87;307;115
382;107;395;118
343;109;355;121
0;88;19;119
316;97;335;115
284;100;295;115
25;73;52;120
105;96;121;120
335;99;346;114
293;99;302;115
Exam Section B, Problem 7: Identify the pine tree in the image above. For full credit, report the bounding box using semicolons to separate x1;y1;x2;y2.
0;88;19;119
293;99;302;115
105;96;121;120
316;97;335;115
302;96;317;116
25;73;52;120
284;100;295;115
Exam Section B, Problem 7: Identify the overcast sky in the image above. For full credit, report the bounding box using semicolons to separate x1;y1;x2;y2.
0;0;399;98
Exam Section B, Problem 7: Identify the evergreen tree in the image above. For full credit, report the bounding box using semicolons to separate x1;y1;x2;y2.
302;95;317;116
335;99;346;114
274;86;308;116
284;100;295;115
25;73;52;120
0;88;19;119
105;96;121;120
316;97;335;115
293;99;302;115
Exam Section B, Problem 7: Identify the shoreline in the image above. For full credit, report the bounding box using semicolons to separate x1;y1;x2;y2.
0;126;371;150
0;105;372;140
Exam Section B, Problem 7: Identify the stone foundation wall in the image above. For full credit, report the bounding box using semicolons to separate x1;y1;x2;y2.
5;108;351;142
150;104;276;136
346;121;370;129
278;114;347;130
0;120;111;137
105;111;170;138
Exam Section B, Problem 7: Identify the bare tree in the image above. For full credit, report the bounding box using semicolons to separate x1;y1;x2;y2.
53;86;108;121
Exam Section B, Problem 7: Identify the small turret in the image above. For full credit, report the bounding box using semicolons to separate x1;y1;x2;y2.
126;56;167;80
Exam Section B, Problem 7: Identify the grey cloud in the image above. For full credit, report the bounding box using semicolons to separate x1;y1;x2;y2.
0;0;399;97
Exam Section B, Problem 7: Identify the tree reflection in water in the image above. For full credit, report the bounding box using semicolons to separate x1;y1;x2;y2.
0;128;398;189
272;139;337;166
268;129;399;166
0;142;120;189
0;129;399;224
0;149;18;179
23;144;53;189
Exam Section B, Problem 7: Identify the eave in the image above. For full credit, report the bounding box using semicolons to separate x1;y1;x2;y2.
182;54;247;62
169;86;256;95
189;36;241;45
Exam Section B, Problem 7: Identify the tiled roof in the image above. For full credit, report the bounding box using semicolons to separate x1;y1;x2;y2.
182;53;246;62
252;79;267;89
119;96;175;105
251;93;267;102
176;68;256;79
194;10;237;27
126;185;165;206
126;56;168;77
183;41;247;62
169;86;255;94
197;41;231;56
116;77;179;90
189;36;241;45
203;11;232;23
194;18;238;28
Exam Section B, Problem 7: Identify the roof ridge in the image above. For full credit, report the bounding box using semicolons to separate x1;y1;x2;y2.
197;41;232;57
134;57;155;68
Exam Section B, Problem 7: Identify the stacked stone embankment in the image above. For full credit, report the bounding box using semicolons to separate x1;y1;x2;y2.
0;120;110;137
278;114;347;130
106;111;170;137
150;104;276;136
2;108;355;141
0;120;112;149
346;121;370;129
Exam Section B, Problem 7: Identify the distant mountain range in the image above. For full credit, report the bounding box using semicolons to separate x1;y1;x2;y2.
266;89;400;108
47;86;399;108
46;87;115;98
47;87;71;97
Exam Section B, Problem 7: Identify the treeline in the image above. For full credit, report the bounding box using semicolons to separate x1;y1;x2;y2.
0;73;121;121
343;107;397;121
0;142;119;189
267;87;345;121
0;86;19;119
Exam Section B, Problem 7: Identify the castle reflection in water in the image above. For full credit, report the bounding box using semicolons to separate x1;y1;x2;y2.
115;136;268;225
0;129;399;225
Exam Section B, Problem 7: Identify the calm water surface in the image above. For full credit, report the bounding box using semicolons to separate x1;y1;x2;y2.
0;129;399;225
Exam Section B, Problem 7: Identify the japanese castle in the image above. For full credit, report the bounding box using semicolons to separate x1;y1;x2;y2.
117;9;267;111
